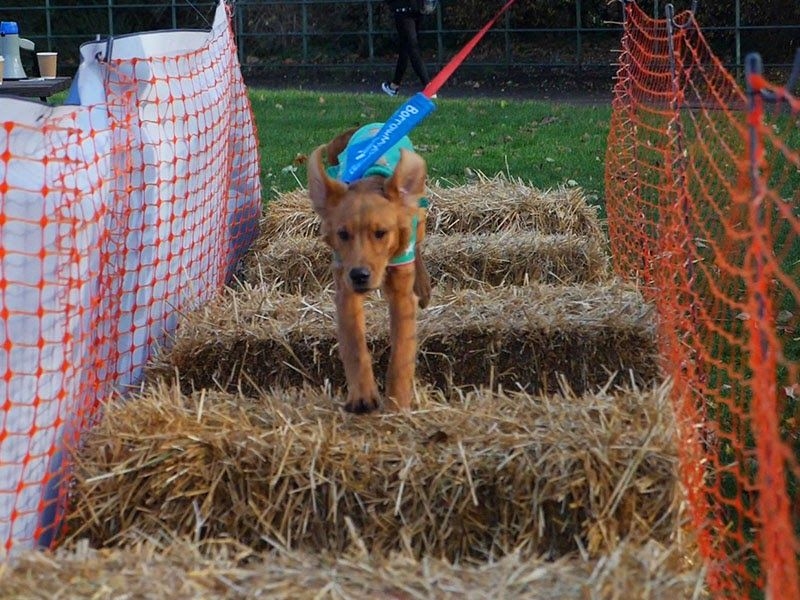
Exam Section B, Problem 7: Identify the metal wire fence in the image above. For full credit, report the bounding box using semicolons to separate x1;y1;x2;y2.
4;1;799;84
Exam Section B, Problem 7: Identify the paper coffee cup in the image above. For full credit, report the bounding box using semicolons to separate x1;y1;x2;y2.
0;56;5;84
37;52;58;79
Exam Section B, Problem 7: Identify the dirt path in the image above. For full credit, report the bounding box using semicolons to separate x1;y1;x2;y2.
245;73;614;106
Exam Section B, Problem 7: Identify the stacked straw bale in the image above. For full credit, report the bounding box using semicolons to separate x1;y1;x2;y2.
66;382;681;562
0;538;706;599
146;282;658;397
256;177;603;240
425;178;604;237
243;177;606;286
257;188;320;240
421;231;609;287
243;231;609;293
42;178;695;595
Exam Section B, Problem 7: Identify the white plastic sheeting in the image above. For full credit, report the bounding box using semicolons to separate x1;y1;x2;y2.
0;97;113;555
0;1;261;554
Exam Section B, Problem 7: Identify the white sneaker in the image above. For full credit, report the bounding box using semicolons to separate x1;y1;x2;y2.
381;82;398;96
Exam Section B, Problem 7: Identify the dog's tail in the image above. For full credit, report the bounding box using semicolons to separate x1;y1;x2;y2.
324;128;359;167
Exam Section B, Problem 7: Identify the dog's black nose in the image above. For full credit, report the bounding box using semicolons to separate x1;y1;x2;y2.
349;267;371;288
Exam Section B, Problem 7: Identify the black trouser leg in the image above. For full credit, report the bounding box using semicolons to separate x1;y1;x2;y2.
392;13;430;87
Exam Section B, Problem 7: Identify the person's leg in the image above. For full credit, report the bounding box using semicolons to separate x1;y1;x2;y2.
406;14;430;86
390;13;411;89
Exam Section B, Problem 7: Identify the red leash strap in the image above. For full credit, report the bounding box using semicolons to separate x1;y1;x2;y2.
423;0;519;98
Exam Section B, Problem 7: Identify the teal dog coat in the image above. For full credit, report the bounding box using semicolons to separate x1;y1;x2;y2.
326;123;428;267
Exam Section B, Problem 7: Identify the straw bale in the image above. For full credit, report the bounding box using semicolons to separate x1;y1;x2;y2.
259;188;320;239
0;537;706;599
242;234;332;291
240;231;610;291
257;176;603;242
424;231;610;287
146;282;658;397
426;176;604;238
65;382;681;563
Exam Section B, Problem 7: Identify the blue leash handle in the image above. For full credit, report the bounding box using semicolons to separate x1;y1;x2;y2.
340;93;436;184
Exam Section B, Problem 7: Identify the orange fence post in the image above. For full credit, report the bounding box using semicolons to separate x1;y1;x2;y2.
743;52;800;600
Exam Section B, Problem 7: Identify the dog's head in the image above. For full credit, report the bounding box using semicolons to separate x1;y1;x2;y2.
308;134;427;293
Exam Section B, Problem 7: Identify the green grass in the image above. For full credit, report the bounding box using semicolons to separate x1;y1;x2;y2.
248;89;611;208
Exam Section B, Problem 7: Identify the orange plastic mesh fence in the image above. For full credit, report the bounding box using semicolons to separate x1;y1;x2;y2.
0;2;260;554
606;2;799;598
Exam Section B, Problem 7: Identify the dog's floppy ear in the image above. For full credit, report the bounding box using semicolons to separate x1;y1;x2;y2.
384;149;427;209
308;144;349;219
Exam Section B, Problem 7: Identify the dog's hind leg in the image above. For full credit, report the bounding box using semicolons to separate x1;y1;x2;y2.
384;265;417;411
335;274;380;413
413;251;431;309
413;209;431;309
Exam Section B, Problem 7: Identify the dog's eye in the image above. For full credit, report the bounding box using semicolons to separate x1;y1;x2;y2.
337;229;350;241
374;229;387;239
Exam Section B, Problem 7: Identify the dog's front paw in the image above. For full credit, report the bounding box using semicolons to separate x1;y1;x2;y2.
344;388;380;413
384;394;412;412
